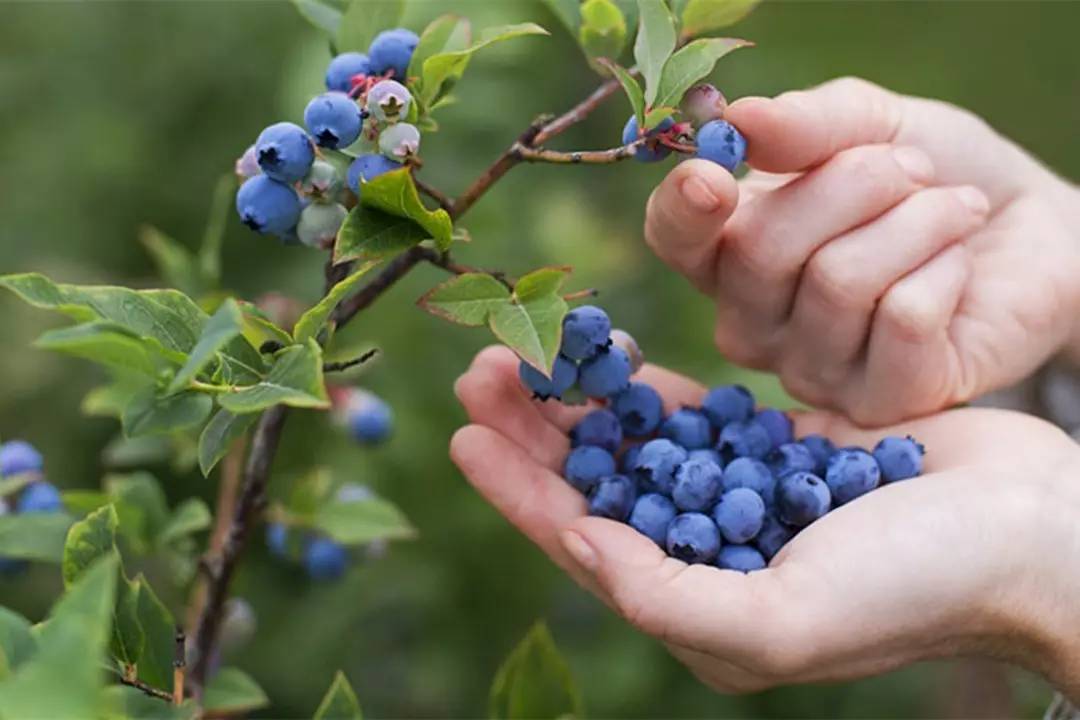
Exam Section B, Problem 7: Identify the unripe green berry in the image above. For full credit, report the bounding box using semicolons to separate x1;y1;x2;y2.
300;159;342;198
378;123;420;161
297;202;348;249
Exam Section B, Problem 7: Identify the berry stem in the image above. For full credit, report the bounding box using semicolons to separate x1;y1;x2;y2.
117;673;173;703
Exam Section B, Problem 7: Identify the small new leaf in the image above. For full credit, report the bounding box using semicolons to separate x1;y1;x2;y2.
597;59;644;129
204;667;271;714
579;0;627;67
634;0;677;105
353;169;453;251
409;15;472;80
167;298;243;394
417;273;511;327
681;0;760;38
198;409;258;477
62;504;118;587
313;671;363;720
653;37;752;110
293;262;378;343
217;340;330;413
488;622;584;720
122;387;214;439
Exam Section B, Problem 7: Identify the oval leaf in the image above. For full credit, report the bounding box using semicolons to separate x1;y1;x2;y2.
681;0;759;38
417;273;511;327
0;512;73;563
217;340;329;413
409;15;472;80
489;622;583;720
579;0;627;66
167;298;243;394
293;262;379;343
313;671;363;720
634;0;677;106
205;667;270;714
354;169;453;251
653;37;752;110
62;504;118;587
312;496;416;546
489;291;567;377
597;58;644;129
198;409;258;477
122;387;214;439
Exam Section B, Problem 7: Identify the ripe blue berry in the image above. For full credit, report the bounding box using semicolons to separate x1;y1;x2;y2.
696;119;747;173
0;440;43;477
379;122;421;161
659;408;713;449
235;144;260;180
346;153;402;195
519;355;578;400
799;434;836;475
236;175;302;237
265;523;289;558
17;481;62;514
304;537;348;581
366;79;412;124
702;385;754;428
297;202;348;249
681;84;727;127
672;457;722;512
587;475;636;521
621;115;675;163
873;436;925;482
564;445;616;494
720;457;775;504
255;122;315;183
765;442;817;478
367;28;420;79
717;419;772;463
325;52;372;92
610;382;663;437
628;493;677;546
666;513;721;564
570;409;623;454
578;347;632;398
561;305;611;360
631;438;688;496
755;512;795;560
620;444;643;473
825;448;881;504
346;390;393;444
712;487;765;544
776;471;831;527
716;544;766;573
755;408;794;447
688;448;724;467
304;92;363;149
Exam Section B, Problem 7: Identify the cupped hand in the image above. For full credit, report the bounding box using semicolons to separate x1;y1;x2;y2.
645;77;1080;425
450;346;1080;698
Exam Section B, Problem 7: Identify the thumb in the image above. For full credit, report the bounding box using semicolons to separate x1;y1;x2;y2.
643;159;740;294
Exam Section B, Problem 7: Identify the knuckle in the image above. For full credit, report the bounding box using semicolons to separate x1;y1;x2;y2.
723;214;793;284
777;359;833;408
714;316;772;370
878;287;941;344
804;247;873;311
832;145;907;193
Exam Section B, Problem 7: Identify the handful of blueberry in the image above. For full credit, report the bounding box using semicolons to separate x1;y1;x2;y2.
0;440;64;575
519;306;926;572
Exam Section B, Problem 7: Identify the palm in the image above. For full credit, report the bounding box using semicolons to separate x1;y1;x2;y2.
451;346;1077;690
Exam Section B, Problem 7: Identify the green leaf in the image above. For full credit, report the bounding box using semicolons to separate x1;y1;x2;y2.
653;37;752;110
336;0;404;54
634;0;677;106
293;262;379;343
61;490;110;516
0;555;119;720
199;173;235;287
579;0;627;66
489;622;583;720
312;496;416;546
489;271;569;376
419;23;550;106
643;105;677;130
597;59;644;129
335;207;432;264
291;0;349;35
102;686;198;720
198;409;258;477
539;0;581;36
106;472;170;552
0;608;36;676
111;575;145;670
139;226;204;298
158;498;212;546
409;15;472;80
82;376;150;419
218;340;330;413
238;301;294;350
122;387;214;439
356;168;453;251
166;299;243;394
131;577;175;690
0;513;73;562
313;671;363;720
204;667;270;714
417;273;510;327
514;267;570;302
62;505;119;587
680;0;759;37
35;322;177;377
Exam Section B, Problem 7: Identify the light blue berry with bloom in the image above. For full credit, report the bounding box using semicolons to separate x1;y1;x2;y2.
367;28;419;79
379;123;421;161
236;175;302;236
304;92;363;149
325;52;372;93
255;122;315;183
297;202;348;249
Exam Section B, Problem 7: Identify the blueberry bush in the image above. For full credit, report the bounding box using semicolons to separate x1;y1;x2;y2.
0;0;769;715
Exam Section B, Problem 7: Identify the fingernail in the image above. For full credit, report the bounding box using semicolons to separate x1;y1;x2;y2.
955;185;990;215
561;530;598;572
892;146;934;184
681;175;720;213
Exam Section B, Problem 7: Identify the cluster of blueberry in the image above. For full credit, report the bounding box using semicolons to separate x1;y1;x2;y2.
234;28;421;247
520;307;925;572
0;440;64;574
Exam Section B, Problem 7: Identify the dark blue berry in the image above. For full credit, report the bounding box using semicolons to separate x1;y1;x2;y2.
799;434;836;475
17;482;62;514
628;493;677;546
588;475;637;521
672;457;723;512
631;438;688;496
701;385;754;428
578;347;632;398
666;513;721;564
756;408;794;447
766;442;818;478
659;408;713;450
716;544;767;573
720;457;775;504
873;436;925;482
622;115;675;163
754;513;795;560
825;448;881;504
570;409;623;454
696;119;747;172
717;419;772;463
611;382;663;436
304;537;348;581
519;355;578;400
776;471;831;527
687;448;724;468
0;440;43;477
564;446;616;494
712;487;766;544
620;444;643;474
561;305;611;360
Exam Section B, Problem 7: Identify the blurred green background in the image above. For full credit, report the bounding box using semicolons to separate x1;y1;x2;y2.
1;1;1077;717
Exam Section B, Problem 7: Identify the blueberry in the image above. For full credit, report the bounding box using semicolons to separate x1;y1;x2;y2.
665;513;721;564
578;347;632;398
561;305;611;360
672;457;723;512
765;442;817;478
620;444;643;474
716;544;767;573
346;390;393;444
255;122;315;183
379;122;421;161
519;355;578;400
17;481;62;514
755;408;794;447
367;28;420;79
712;487;765;544
611;382;663;437
799;434;836;475
717;419;772;463
346;153;402;195
696;119;747;173
754;512;795;560
569;409;623;454
304;92;363;149
621;115;676;163
300;159;343;198
681;84;727;127
688;448;724;467
631;438;688;496
587;475;636;521
720;457;775;504
303;537;349;581
628;493;677;546
297;202;348;249
659;408;713;450
873;436;925;482
563;446;616;494
825;448;881;504
235;144;260;180
0;440;43;477
236;175;302;236
609;329;644;372
366;79;412;124
776;471;831;527
702;385;754;428
265;523;289;558
326;52;372;92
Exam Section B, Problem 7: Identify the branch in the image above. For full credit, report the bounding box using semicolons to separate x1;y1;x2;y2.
512;139;645;165
413;176;454;214
118;676;173;703
417;247;515;290
331;246;426;327
324;348;379;373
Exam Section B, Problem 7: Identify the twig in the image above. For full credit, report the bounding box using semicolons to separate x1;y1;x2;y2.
118;676;173;703
531;74;628;147
173;627;186;705
413;176;454;213
450;117;550;220
417;247;515;290
512;140;645;165
323;348;379;373
563;288;599;301
331;246;426;327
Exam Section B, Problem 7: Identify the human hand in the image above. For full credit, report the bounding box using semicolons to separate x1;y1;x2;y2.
451;346;1080;699
645;77;1080;424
